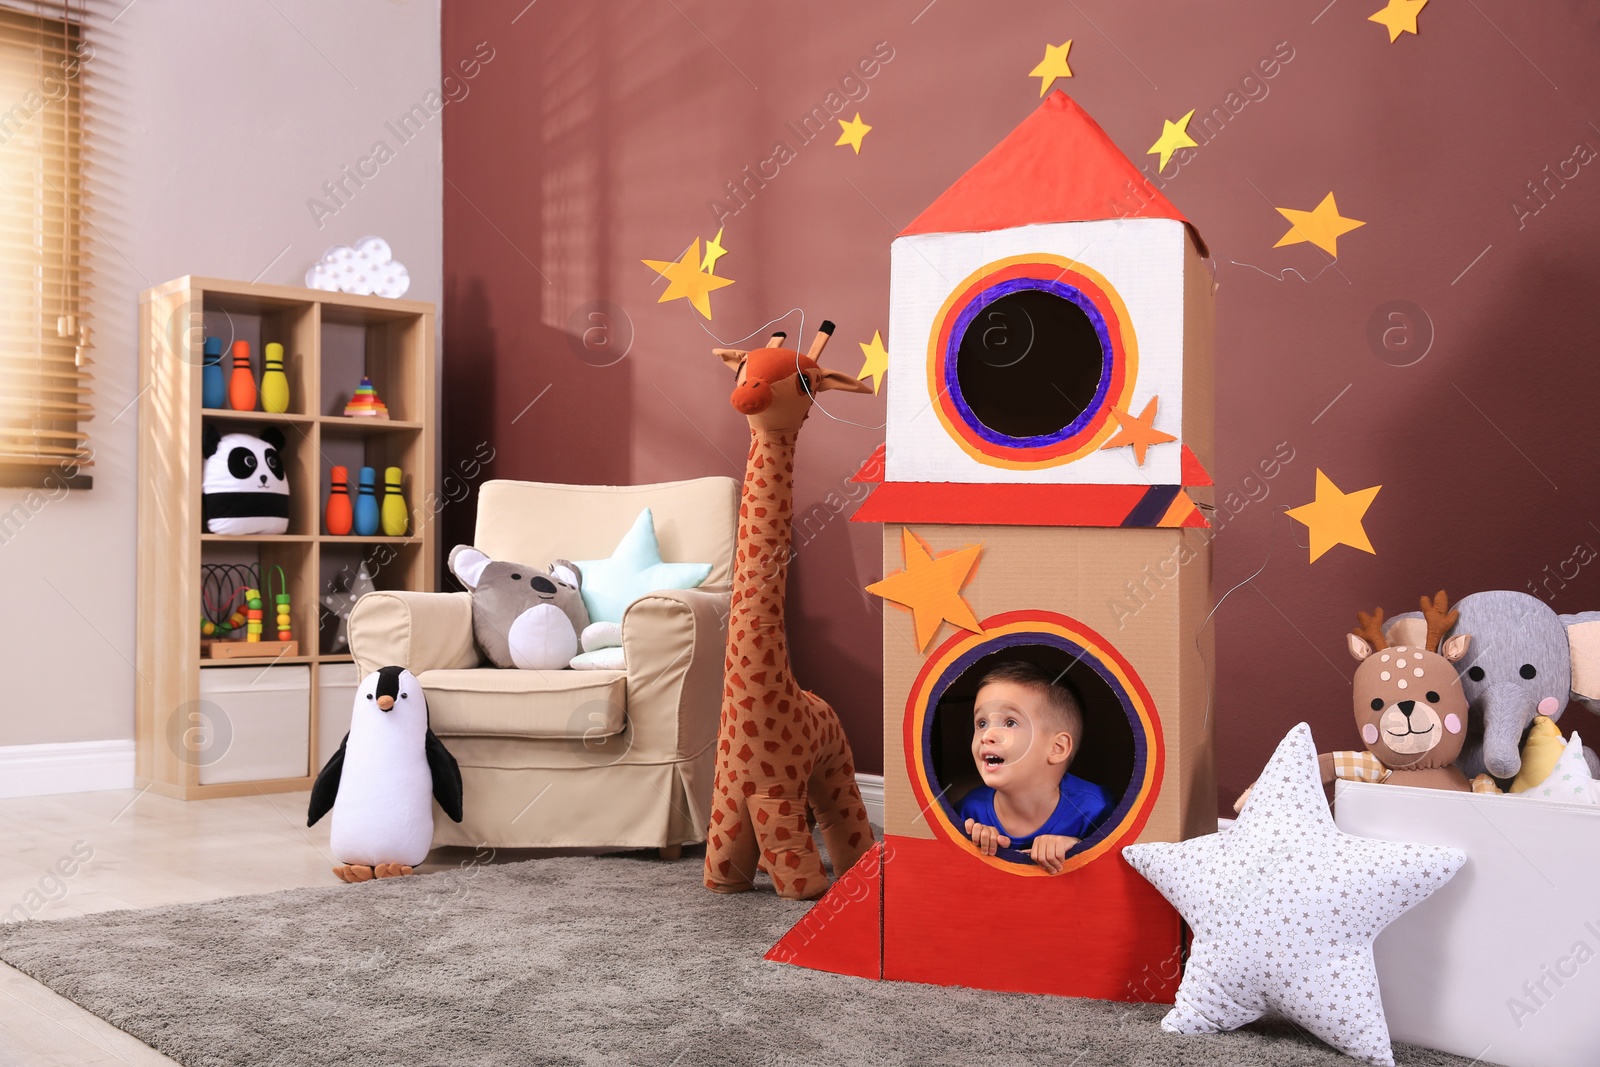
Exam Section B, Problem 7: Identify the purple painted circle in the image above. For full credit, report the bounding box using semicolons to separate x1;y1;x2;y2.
943;278;1114;449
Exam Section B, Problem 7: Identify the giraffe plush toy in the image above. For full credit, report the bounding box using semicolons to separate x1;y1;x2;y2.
704;321;877;900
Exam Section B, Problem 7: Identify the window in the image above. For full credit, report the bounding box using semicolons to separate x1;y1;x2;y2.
0;3;89;489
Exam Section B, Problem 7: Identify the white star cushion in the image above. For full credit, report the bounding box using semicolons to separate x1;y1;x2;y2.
1122;723;1466;1067
574;508;712;624
1521;729;1600;804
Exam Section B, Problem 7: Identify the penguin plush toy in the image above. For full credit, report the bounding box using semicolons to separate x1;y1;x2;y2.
307;666;463;882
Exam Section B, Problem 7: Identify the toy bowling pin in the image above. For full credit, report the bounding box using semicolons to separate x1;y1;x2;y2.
381;466;408;537
354;466;381;536
202;337;226;409
326;465;353;535
261;342;290;413
228;340;257;411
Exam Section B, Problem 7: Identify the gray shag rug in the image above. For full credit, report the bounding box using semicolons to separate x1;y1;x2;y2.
0;851;1489;1067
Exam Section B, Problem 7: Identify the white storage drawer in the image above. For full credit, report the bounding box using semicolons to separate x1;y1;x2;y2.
316;662;360;770
197;665;310;785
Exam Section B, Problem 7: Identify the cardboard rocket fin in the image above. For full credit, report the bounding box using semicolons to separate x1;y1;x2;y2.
765;842;883;980
1181;445;1213;487
852;443;887;484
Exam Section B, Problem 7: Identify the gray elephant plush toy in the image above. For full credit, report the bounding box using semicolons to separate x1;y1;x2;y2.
449;545;589;670
1387;590;1600;782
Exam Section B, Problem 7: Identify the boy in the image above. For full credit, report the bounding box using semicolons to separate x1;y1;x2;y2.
959;660;1112;875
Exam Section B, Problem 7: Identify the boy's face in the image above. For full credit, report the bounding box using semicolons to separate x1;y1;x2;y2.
971;680;1071;790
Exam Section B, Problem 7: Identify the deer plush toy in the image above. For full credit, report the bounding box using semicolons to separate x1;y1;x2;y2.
1235;592;1480;813
702;322;876;901
1327;592;1475;791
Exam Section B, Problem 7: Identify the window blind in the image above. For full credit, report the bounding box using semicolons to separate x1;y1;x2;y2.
0;3;88;487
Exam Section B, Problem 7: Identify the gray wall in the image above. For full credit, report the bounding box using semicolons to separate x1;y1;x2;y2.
0;0;442;747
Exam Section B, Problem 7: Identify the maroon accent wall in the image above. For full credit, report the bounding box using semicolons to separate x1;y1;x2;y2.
443;1;1600;813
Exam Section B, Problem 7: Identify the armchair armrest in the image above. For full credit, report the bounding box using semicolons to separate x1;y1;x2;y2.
348;590;481;677
621;587;729;763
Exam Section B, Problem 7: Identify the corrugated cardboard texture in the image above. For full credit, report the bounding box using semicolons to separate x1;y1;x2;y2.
1181;232;1216;496
883;524;1213;846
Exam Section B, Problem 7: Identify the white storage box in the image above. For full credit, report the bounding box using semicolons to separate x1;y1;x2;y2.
316;662;360;770
1334;780;1600;1067
197;664;310;785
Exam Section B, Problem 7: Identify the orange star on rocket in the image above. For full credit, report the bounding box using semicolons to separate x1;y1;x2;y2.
1100;396;1176;466
867;528;983;651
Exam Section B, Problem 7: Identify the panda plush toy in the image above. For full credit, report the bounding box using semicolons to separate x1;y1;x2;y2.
202;425;290;535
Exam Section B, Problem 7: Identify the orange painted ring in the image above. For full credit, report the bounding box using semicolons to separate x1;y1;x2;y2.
927;254;1140;470
903;610;1164;876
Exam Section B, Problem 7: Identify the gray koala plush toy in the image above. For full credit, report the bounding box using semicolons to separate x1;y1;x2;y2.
448;545;589;670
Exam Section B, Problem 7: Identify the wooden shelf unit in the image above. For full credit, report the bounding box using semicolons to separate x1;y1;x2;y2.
136;276;437;800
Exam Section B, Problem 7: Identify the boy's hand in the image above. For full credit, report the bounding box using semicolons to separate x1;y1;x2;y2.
1030;834;1079;874
964;818;1011;855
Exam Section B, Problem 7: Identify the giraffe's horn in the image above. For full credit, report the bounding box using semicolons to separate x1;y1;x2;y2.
765;332;786;348
807;320;835;360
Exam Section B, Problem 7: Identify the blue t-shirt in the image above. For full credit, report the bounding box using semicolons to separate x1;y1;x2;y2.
957;773;1112;850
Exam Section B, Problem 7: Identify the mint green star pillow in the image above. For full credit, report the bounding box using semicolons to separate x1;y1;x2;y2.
575;508;712;624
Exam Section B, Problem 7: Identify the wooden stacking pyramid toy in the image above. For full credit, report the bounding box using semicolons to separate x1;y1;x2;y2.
343;375;389;419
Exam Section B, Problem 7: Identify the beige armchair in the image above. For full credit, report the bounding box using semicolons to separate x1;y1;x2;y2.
348;477;737;852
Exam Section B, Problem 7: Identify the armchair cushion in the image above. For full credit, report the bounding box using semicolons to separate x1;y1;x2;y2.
574;508;713;623
348;590;480;678
419;668;627;740
473;478;737;592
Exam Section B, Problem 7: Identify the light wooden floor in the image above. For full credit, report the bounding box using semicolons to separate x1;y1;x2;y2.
0;785;430;1066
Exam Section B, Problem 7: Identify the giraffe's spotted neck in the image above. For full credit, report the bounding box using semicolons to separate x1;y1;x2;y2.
729;428;799;688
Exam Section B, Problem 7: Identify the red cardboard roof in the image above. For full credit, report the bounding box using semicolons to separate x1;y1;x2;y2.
900;92;1207;255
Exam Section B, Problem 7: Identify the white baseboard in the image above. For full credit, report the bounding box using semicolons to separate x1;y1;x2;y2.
0;740;136;799
856;772;884;832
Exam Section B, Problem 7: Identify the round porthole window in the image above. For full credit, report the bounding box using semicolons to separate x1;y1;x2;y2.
930;255;1138;469
905;611;1163;876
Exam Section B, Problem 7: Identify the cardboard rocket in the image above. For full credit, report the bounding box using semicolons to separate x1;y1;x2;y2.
769;93;1217;1002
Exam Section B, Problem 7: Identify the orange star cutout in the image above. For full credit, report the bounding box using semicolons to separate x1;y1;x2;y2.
641;239;735;319
1286;469;1382;563
866;528;983;651
1369;0;1427;41
1274;193;1365;257
1100;396;1176;466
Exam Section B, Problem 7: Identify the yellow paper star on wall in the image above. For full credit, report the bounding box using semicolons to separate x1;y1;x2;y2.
1148;109;1197;170
1100;396;1176;466
1285;469;1382;563
867;528;983;651
1273;193;1365;257
701;227;728;274
857;330;889;394
1029;40;1073;96
1369;0;1428;41
835;113;872;154
641;239;735;320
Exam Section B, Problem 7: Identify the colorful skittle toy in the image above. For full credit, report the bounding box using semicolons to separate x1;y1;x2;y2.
381;466;408;537
261;342;290;413
354;466;381;536
326;465;353;535
343;375;389;419
202;337;226;409
228;341;257;411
